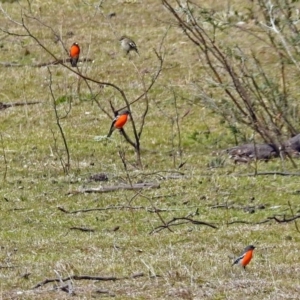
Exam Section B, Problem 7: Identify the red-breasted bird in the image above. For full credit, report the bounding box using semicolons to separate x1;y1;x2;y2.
69;42;80;67
107;110;130;137
232;245;255;269
119;36;139;55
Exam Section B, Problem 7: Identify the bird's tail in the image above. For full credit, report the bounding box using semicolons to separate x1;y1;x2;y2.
71;58;78;67
107;126;115;138
232;256;241;266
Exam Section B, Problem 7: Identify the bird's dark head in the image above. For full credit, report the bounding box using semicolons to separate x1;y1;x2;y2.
122;109;131;115
247;245;255;250
117;109;130;116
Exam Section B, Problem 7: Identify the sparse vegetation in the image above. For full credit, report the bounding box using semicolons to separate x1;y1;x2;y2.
0;0;299;299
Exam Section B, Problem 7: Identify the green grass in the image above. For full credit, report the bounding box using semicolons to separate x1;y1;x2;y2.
0;0;299;299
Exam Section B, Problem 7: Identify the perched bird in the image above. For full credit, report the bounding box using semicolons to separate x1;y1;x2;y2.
107;110;130;137
69;42;80;67
232;245;255;269
119;36;139;55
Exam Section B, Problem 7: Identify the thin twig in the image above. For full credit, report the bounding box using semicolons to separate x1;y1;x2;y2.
0;133;8;181
140;193;173;233
48;67;70;174
118;150;133;186
287;201;300;233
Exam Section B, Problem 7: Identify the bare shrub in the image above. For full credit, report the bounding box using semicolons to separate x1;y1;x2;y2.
162;0;300;153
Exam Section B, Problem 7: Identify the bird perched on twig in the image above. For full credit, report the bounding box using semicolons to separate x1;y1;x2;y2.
232;245;255;269
119;36;139;55
69;42;80;67
107;110;130;137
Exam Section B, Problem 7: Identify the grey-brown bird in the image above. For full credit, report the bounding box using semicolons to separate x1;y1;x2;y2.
119;36;139;55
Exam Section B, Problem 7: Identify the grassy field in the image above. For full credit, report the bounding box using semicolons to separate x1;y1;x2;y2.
0;0;300;299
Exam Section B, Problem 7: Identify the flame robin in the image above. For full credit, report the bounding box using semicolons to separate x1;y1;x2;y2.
107;110;130;137
232;245;255;269
69;42;80;67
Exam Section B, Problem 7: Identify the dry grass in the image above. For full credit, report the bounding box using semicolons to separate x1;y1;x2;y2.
0;0;299;299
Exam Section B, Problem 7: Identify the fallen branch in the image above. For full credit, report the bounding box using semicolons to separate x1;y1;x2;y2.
69;227;95;232
33;272;157;289
94;289;115;297
227;219;271;225
0;101;40;110
67;182;160;195
33;275;119;289
150;217;217;234
0;62;23;67
0;265;16;269
210;204;266;212
58;205;174;214
232;172;300;176
268;214;300;223
227;214;300;225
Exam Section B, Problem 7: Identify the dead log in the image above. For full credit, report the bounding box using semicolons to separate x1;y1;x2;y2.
226;143;278;163
284;133;300;156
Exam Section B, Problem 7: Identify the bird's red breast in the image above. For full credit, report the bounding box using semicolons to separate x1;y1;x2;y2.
240;248;254;267
70;43;80;58
107;110;130;137
232;245;255;269
114;113;129;129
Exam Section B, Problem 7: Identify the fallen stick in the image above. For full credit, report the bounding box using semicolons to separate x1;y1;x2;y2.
150;217;217;234
58;205;176;214
67;182;160;195
69;227;95;232
33;272;158;289
33;275;119;289
0;101;40;110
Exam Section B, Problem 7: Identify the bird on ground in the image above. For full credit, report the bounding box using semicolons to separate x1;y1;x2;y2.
232;245;255;269
119;36;139;55
69;42;80;67
107;110;130;137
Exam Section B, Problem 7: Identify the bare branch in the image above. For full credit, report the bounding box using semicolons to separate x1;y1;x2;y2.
48;68;70;174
